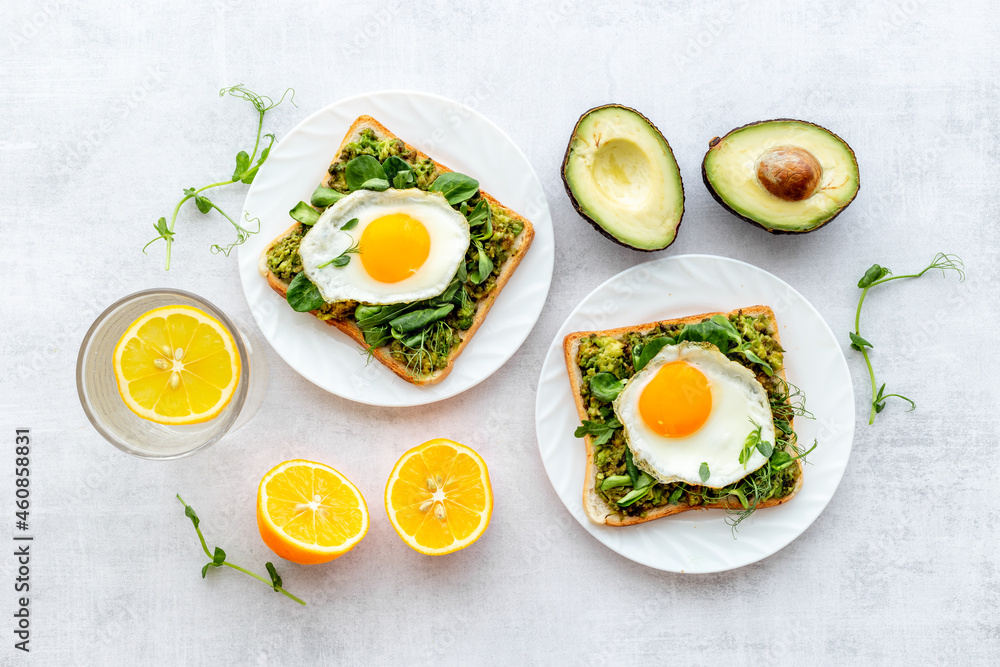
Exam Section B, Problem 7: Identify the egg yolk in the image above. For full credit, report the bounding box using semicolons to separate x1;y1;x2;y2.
638;361;712;437
359;213;431;283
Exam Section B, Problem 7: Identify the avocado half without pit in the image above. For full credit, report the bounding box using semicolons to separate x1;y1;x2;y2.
702;119;860;234
562;105;684;251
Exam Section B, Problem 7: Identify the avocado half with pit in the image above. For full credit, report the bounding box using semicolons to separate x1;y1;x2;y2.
702;119;860;234
562;105;684;251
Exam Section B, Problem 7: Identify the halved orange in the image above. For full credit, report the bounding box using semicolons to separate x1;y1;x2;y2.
257;460;369;565
112;305;240;425
385;439;493;555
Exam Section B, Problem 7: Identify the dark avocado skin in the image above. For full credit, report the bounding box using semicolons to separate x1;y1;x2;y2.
561;104;685;251
701;118;860;235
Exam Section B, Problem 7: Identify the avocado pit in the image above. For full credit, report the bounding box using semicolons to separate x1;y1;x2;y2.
701;119;859;234
755;145;822;202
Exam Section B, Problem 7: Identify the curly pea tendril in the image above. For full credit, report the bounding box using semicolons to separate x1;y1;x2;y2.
850;253;965;425
143;85;296;269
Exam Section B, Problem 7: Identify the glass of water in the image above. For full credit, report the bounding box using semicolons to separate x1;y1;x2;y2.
77;288;269;459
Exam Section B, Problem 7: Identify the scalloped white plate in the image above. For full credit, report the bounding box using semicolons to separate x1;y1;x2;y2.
238;91;553;406
535;255;854;573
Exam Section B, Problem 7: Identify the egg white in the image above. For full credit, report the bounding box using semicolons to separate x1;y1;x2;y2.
300;188;471;305
613;342;775;488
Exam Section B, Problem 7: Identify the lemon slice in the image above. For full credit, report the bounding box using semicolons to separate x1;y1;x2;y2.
257;460;370;565
112;305;240;425
385;439;493;555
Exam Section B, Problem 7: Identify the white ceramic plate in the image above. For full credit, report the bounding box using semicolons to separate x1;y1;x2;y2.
238;91;553;406
535;255;855;573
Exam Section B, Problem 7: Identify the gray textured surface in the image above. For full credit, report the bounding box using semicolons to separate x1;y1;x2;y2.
2;0;998;664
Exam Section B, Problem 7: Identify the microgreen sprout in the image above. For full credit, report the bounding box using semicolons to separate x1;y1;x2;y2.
851;253;965;425
316;220;362;268
176;495;305;606
739;419;773;468
144;85;296;269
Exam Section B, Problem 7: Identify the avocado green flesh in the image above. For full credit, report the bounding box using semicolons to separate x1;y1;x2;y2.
704;120;859;232
564;106;684;250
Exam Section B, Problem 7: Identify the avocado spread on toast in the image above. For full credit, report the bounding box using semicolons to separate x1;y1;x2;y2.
575;312;803;520
266;129;523;375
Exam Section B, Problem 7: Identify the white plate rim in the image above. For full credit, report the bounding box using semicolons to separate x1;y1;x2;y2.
237;90;554;407
534;253;855;573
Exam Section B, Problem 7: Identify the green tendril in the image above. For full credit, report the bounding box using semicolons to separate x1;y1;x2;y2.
175;495;305;606
144;85;296;269
852;253;965;424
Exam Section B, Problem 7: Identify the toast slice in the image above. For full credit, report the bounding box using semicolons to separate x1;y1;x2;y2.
259;115;535;385
563;306;805;526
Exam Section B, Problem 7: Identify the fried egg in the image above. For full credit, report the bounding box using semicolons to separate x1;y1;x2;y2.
300;188;470;305
612;342;775;488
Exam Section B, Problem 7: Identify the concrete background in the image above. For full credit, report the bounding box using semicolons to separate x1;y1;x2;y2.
2;0;998;664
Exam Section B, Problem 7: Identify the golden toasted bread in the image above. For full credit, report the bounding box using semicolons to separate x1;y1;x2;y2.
563;305;804;526
259;115;535;385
